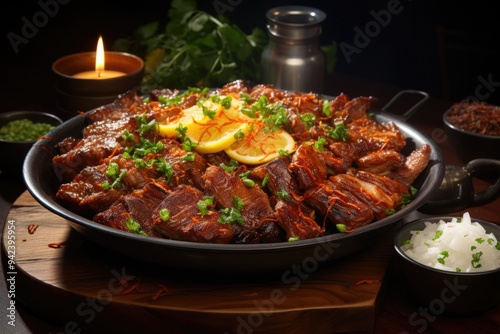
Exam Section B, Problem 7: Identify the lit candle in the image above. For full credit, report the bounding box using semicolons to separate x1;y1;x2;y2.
73;36;126;79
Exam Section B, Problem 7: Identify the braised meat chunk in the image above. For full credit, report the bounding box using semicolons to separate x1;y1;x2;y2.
203;165;282;243
152;185;235;243
94;182;168;237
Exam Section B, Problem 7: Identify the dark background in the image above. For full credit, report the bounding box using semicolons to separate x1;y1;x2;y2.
1;0;500;118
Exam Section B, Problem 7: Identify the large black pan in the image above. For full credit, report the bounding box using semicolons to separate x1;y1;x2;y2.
23;90;444;273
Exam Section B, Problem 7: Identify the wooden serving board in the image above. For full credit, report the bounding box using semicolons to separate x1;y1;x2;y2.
3;191;396;334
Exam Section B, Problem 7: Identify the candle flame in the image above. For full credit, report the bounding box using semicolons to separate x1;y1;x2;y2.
95;35;105;76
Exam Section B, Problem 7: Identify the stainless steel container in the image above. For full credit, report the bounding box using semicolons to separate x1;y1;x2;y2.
261;6;327;93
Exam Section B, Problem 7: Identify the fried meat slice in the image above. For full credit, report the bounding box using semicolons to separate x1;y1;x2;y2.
304;179;374;231
274;199;324;240
94;182;167;237
203;165;282;243
355;149;406;175
289;143;328;189
251;156;322;240
151;185;234;243
56;164;127;216
387;144;431;187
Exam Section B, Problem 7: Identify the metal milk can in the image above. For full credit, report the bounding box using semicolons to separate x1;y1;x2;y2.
261;6;327;93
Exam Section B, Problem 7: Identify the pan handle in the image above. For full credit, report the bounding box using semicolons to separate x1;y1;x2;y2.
381;90;430;121
466;158;500;205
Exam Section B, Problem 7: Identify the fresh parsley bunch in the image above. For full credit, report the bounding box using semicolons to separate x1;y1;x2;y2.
114;0;268;93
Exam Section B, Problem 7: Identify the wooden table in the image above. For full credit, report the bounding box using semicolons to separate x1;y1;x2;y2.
1;73;499;333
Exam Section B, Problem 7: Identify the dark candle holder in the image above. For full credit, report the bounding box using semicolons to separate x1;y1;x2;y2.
52;51;144;115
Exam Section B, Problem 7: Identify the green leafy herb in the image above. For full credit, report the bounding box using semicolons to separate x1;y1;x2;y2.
102;162;127;189
218;195;244;225
126;218;147;236
432;229;443;241
314;136;328;152
197;196;214;215
136;113;157;134
336;224;347;233
175;124;188;139
234;129;245;142
300;113;316;129
114;0;268;93
220;96;232;109
278;149;289;156
325;122;350;141
155;158;174;182
238;171;255;187
322;99;331;117
288;236;299;242
159;209;171;221
182;137;198;151
220;159;239;173
240;93;253;104
105;162;120;180
437;250;449;264
197;99;217;119
401;186;418;206
121;129;135;141
261;103;288;132
261;174;269;187
276;190;291;201
471;251;483;268
182;151;196;162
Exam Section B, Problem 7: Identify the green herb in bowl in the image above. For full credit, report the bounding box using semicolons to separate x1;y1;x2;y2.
0;119;55;142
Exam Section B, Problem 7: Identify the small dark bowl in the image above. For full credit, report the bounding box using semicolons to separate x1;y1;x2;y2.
52;51;144;96
394;216;500;316
0;111;62;178
443;107;500;163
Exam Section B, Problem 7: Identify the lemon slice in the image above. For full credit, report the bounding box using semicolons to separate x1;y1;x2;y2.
186;108;253;154
225;125;297;165
157;99;222;138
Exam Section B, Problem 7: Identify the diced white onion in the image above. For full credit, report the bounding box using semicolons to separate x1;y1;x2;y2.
401;212;500;272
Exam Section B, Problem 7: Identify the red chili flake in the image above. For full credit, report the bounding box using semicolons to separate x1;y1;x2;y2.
240;292;259;297
27;224;39;234
119;275;137;287
122;279;142;295
151;284;169;300
48;241;66;248
354;279;380;286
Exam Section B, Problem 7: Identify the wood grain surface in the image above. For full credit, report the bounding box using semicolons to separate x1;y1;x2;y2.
2;191;397;334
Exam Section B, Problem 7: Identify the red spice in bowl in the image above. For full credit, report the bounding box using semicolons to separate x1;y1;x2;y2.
443;100;500;163
445;100;500;136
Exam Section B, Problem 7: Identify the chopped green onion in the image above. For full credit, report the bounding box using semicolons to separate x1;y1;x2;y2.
159;209;171;221
125;218;147;236
197;196;214;215
276;190;291;201
0;119;55;141
336;224;347;232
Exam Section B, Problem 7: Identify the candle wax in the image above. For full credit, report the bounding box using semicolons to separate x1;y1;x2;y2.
73;70;125;79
